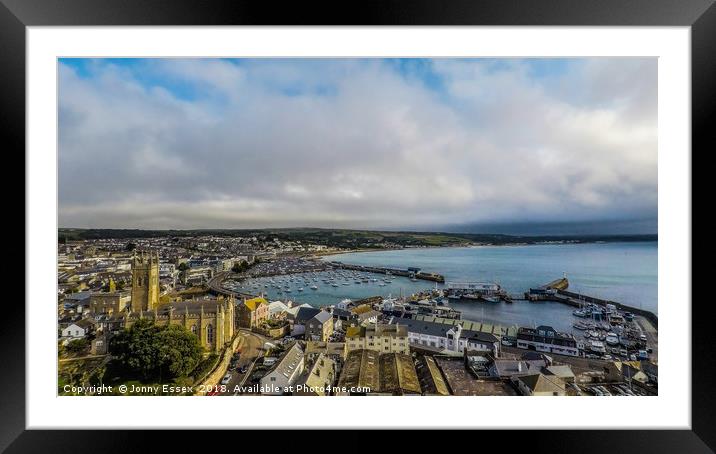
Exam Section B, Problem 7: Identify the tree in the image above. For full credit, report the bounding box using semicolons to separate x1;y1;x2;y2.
157;325;203;378
231;260;249;273
110;319;161;379
125;242;137;251
110;319;203;381
66;338;89;354
177;262;189;272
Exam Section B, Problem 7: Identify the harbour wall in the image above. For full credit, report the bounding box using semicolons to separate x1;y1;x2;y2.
330;262;445;283
556;289;658;328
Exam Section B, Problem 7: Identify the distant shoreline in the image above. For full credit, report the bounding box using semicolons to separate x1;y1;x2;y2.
311;239;657;260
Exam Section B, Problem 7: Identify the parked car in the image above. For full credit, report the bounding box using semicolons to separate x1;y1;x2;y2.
501;339;514;347
221;374;232;385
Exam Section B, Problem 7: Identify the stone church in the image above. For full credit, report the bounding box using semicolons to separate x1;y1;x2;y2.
118;251;235;353
130;251;160;312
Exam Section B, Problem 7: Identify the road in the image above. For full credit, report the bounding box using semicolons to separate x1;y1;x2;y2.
217;329;268;396
635;316;658;363
206;271;256;299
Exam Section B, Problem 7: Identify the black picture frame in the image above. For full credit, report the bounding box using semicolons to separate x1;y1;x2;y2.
3;0;712;451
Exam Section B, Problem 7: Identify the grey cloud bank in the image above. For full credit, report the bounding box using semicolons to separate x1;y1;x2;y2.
58;58;657;231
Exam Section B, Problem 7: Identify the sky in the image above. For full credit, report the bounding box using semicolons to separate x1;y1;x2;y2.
58;58;657;233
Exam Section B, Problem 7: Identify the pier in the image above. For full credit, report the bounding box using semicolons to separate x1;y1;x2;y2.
555;289;658;328
527;277;658;328
540;277;569;291
329;261;445;283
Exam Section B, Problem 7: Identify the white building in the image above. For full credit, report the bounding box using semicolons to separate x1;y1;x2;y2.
268;301;289;318
61;320;93;339
260;343;305;395
336;299;353;311
395;319;499;355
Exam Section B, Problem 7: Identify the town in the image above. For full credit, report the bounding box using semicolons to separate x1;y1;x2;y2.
58;232;658;397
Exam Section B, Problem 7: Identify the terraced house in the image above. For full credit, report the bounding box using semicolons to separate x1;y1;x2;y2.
305;310;334;342
344;323;410;356
236;296;269;328
394;319;499;355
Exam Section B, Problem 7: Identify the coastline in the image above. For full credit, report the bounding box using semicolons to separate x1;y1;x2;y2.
310;239;658;260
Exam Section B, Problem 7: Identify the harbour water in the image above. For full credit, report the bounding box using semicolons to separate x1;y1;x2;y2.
233;242;657;333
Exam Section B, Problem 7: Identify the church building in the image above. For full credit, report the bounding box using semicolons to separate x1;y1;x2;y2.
116;251;236;353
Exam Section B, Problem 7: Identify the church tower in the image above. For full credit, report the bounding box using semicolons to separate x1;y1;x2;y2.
131;251;160;312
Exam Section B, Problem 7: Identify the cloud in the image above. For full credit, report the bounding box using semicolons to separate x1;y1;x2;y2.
58;58;657;230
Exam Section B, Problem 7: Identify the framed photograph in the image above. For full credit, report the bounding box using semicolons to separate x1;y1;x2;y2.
5;0;713;450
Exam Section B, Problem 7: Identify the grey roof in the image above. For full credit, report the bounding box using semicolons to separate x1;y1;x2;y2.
267;342;304;376
331;308;353;318
544;365;575;379
295;307;321;324
462;330;499;344
65;291;92;302
312;311;332;324
395;319;456;337
491;359;547;377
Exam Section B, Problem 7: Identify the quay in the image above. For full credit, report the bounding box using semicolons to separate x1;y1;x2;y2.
527;278;658;328
329;261;445;283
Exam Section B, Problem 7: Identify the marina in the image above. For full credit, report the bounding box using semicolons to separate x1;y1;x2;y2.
213;241;658;360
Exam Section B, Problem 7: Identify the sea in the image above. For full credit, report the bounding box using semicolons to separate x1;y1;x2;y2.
232;241;657;334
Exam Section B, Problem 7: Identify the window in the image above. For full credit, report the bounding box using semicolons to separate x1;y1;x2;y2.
207;324;214;344
191;324;197;335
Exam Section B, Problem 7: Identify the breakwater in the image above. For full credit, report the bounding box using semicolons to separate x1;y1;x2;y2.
329;261;445;283
556;289;658;328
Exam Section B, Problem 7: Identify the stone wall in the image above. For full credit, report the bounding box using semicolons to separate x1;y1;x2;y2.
253;324;289;339
195;333;242;395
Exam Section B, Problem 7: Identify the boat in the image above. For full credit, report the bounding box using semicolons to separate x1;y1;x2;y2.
298;288;304;292
573;309;588;318
605;332;620;346
481;295;501;303
589;340;607;354
310;285;318;290
573;322;588;330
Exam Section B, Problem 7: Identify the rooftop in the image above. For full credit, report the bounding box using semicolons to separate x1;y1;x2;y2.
311;311;333;324
515;373;565;394
243;296;268;311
